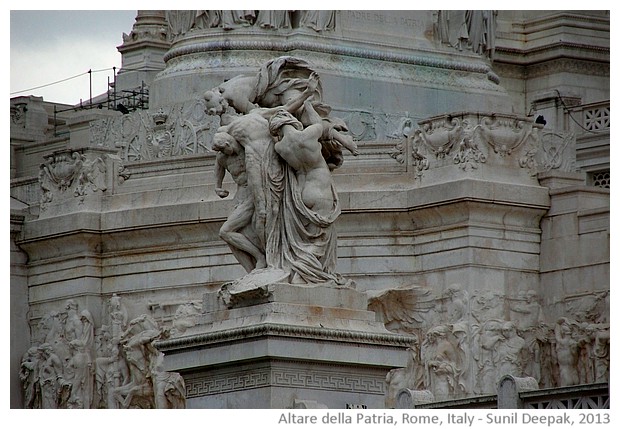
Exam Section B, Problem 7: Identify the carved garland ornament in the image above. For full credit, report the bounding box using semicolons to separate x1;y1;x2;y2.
38;151;107;208
409;113;542;178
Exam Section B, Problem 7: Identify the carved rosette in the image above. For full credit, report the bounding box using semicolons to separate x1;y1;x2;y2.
38;150;107;209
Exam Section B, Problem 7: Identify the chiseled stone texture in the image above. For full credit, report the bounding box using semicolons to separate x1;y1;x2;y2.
10;10;609;408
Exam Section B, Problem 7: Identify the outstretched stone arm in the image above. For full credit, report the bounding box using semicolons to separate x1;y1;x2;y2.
303;97;323;127
281;72;320;114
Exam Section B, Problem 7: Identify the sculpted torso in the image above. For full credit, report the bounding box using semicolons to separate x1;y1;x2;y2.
274;122;334;217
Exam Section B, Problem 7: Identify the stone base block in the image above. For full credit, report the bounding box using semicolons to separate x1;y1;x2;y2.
156;279;416;409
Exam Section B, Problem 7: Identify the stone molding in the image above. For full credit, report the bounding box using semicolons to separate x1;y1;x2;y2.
525;58;609;79
162;39;499;84
185;362;386;398
156;322;414;352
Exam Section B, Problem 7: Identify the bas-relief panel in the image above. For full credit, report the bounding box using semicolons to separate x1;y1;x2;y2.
372;284;610;406
20;295;186;409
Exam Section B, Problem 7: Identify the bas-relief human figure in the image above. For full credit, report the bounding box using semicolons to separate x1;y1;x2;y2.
151;354;186;409
109;314;186;409
21;296;186;409
112;315;161;408
194;10;220;29
165;10;336;36
437;10;497;58
385;346;419;408
221;11;256;30
438;10;469;51
64;299;83;343
38;343;70;409
64;309;95;408
466;10;497;58
255;10;292;29
421;325;465;399
593;327;610;382
20;347;41;409
299;10;336;31
554;317;582;387
474;319;503;394
166;10;197;41
96;340;129;409
109;293;129;342
496;321;526;380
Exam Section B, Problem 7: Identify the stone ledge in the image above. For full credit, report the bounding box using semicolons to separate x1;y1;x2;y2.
157;322;415;353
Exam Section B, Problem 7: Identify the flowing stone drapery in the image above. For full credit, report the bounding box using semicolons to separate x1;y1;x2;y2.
209;56;354;285
266;163;343;285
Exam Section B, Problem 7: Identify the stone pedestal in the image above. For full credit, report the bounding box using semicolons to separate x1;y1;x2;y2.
156;271;416;409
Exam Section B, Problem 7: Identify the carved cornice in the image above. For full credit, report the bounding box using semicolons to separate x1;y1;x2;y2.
519;12;609;33
525;58;609;79
156;322;416;352
163;39;499;83
499;41;609;57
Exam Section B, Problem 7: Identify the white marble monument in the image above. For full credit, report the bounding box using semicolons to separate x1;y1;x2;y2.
10;10;609;409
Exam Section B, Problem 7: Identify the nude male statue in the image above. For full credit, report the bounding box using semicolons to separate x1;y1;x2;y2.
213;131;266;272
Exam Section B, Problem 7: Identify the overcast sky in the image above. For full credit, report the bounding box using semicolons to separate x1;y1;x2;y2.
10;10;138;105
10;3;611;106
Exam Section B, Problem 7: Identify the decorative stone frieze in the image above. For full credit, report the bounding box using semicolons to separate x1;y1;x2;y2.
89;100;216;162
36;147;128;216
373;284;610;405
20;295;186;409
410;112;543;181
39;150;106;208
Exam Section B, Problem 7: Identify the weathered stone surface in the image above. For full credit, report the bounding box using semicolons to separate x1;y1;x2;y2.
10;10;609;409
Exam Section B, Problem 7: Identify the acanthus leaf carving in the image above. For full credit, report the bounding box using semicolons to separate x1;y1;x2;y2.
453;133;487;170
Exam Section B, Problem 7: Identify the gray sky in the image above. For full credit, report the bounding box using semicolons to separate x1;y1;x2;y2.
10;10;138;105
